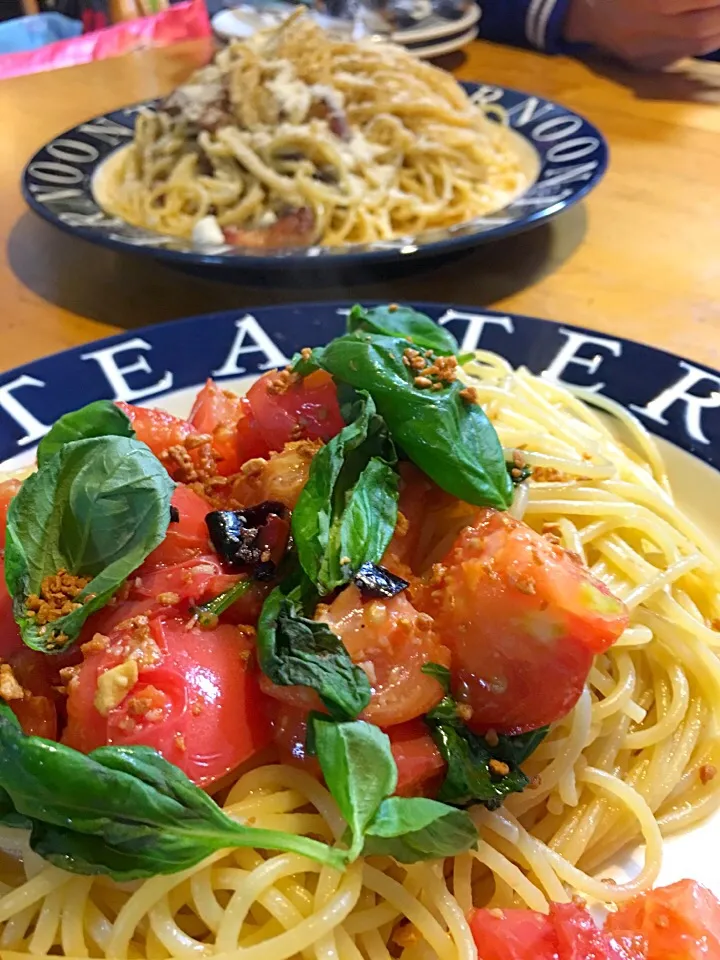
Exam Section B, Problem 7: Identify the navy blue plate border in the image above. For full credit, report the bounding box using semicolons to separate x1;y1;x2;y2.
0;303;717;471
21;84;609;272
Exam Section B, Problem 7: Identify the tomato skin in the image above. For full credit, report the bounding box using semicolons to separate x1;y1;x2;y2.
235;400;272;463
189;380;248;475
116;401;194;459
229;439;321;511
550;903;645;960
608;880;720;960
261;585;450;728
388;719;446;798
416;509;629;734
270;704;322;778
63;614;272;786
469;908;558;960
470;903;645;960
0;478;20;551
246;369;344;453
143;486;211;570
10;696;57;740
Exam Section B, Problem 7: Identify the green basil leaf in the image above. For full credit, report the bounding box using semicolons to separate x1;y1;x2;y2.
292;392;398;594
257;579;371;721
4;436;174;653
426;720;546;810
362;797;477;862
420;662;451;692
347;305;458;356
312;716;396;860
314;334;512;510
430;723;526;809
193;578;253;626
37;400;135;467
290;346;326;377
0;704;345;880
494;727;549;767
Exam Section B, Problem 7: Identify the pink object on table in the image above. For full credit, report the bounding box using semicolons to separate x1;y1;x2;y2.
0;0;211;80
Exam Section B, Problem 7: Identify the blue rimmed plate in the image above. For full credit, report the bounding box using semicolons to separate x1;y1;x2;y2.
1;301;720;893
0;303;716;468
21;84;608;273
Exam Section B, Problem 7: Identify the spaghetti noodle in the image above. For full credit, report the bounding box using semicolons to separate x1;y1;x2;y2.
97;14;527;248
1;357;719;958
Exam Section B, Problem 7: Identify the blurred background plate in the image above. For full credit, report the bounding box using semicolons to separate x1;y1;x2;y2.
21;84;608;275
408;23;478;57
211;1;479;47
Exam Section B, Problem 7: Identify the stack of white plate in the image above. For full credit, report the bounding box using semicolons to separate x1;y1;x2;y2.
211;1;480;58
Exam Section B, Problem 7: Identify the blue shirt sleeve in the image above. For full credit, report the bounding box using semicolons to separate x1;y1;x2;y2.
477;0;573;54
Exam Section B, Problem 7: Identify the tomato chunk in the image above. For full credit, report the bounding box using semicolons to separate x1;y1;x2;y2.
470;902;645;960
550;903;644;960
63;614;272;786
142;485;211;570
229;439;321;511
189;379;249;475
260;585;450;727
416;509;629;733
0;477;20;551
235;400;272;463
246;369;344;453
470;908;558;960
116;401;194;459
608;880;720;960
388;719;446;798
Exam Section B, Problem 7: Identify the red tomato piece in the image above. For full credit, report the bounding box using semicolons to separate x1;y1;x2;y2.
469;908;559;960
143;486;211;571
388;719;446;798
415;509;629;733
261;585;450;727
246;369;344;453
470;902;645;960
270;704;322;778
189;380;249;475
0;477;20;551
63;614;272;787
235;399;272;464
608;880;720;960
116;401;195;459
550;903;645;960
10;696;57;740
0;560;22;662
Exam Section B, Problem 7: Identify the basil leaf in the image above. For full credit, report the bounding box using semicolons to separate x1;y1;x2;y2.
426;716;547;810
194;578;253;626
5;436;174;653
362;797;477;862
257;579;371;721
292;392;398;594
313;716;477;863
0;705;344;880
494;727;549;767
312;716;396;859
347;305;458;356
315;334;512;510
37;401;135;467
420;662;451;691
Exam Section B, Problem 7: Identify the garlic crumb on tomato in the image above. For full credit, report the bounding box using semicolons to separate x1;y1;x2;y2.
94;659;139;717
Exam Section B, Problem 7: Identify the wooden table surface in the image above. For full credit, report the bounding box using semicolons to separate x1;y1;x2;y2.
0;38;719;374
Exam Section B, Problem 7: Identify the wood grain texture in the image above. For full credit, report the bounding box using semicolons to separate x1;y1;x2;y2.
0;39;718;373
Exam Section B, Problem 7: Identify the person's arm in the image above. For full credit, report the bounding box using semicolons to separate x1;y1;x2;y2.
478;0;720;68
476;0;573;54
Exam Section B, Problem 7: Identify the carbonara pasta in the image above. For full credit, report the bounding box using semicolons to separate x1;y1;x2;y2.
0;356;719;959
97;14;527;249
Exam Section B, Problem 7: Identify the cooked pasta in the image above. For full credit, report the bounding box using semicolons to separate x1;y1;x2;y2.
96;14;527;248
1;357;719;959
